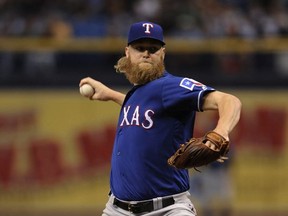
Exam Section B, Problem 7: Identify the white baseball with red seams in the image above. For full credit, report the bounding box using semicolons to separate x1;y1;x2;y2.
80;83;95;98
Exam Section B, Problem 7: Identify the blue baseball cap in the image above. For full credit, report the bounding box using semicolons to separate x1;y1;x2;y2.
127;21;165;45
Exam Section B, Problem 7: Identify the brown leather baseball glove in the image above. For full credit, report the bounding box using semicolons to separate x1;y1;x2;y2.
167;131;229;169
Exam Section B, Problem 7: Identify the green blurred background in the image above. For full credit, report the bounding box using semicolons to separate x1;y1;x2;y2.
0;0;288;215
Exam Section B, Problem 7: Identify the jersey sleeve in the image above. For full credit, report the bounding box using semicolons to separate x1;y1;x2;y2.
162;77;215;112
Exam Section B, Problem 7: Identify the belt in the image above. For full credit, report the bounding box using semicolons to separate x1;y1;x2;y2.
113;196;175;214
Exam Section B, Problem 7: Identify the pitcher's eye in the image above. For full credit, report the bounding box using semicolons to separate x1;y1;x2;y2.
133;45;161;54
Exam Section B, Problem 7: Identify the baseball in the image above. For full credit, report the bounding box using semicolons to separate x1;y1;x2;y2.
80;84;95;98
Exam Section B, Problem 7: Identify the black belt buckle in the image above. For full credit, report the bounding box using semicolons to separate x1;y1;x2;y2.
128;201;151;214
128;203;138;213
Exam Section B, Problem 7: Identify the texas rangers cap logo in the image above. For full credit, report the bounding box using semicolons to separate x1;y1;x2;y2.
127;21;165;45
143;23;153;34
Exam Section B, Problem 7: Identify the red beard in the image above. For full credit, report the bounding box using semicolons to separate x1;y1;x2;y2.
114;56;165;85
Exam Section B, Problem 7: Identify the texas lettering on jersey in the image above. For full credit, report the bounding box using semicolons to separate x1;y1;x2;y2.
120;105;155;129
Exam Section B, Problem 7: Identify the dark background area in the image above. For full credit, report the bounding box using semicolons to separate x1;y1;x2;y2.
0;51;287;89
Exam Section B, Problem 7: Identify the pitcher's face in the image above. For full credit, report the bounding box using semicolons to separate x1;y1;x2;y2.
123;39;165;84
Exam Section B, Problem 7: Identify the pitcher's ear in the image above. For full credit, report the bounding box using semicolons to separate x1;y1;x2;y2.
125;46;129;58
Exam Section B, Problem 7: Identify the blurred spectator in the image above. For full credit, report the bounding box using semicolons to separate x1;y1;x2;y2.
0;0;287;38
47;15;72;40
189;111;234;216
189;155;234;216
132;0;161;20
